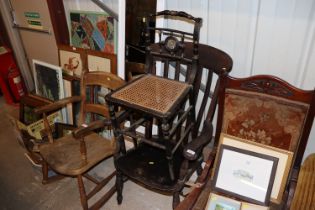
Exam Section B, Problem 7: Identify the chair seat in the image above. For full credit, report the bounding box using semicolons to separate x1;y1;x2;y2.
39;133;115;176
290;154;315;210
116;143;184;192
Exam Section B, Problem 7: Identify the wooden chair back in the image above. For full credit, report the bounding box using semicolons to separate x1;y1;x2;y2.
78;71;125;125
144;10;202;84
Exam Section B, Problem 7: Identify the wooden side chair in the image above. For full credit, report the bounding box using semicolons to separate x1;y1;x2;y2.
34;71;125;210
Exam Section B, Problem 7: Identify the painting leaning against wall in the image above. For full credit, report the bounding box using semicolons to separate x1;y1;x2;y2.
69;11;116;54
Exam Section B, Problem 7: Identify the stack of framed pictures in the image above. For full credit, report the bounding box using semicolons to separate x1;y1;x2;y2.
208;134;293;208
37;44;119;125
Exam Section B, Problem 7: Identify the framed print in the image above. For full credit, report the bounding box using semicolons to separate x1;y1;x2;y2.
70;11;117;54
213;145;278;205
86;49;117;74
58;44;86;77
241;202;269;210
206;193;241;210
19;94;52;125
33;59;65;101
218;134;293;203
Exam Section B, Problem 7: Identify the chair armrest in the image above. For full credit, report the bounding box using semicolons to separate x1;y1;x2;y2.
72;119;112;139
183;121;213;160
175;151;216;210
34;96;82;114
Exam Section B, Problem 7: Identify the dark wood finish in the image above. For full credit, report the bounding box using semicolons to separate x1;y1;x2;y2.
144;10;202;85
125;0;156;63
106;10;233;210
47;0;69;45
106;74;195;191
125;61;146;81
126;0;156;47
177;74;315;210
34;71;125;210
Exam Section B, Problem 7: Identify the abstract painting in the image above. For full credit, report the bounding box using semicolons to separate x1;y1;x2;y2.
70;11;116;54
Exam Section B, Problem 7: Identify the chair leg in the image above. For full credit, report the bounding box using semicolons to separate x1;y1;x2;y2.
173;191;180;209
77;174;88;210
41;161;49;184
196;163;203;176
116;170;124;204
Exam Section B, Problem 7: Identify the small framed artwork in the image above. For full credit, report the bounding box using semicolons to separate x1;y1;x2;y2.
217;134;293;203
241;202;270;210
206;193;241;210
86;49;117;74
58;44;86;77
33;59;65;101
212;145;278;205
19;94;52;125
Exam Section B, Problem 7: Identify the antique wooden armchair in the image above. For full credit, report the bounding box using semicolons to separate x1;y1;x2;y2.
176;74;315;209
109;10;233;209
34;71;125;210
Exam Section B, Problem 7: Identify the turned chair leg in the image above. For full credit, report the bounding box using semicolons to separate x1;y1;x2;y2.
77;174;88;210
116;171;124;204
41;161;49;184
173;191;180;209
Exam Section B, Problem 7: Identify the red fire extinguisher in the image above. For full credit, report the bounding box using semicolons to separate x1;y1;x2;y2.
7;66;26;102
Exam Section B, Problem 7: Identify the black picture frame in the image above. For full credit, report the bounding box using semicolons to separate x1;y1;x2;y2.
212;145;278;206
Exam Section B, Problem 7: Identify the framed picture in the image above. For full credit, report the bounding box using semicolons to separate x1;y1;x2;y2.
19;94;52;125
70;11;117;54
58;44;86;77
206;193;241;210
217;134;293;203
212;145;278;205
33;59;65;101
86;49;117;74
241;202;269;210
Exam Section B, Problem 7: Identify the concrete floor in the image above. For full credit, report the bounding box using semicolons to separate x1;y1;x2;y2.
0;97;173;210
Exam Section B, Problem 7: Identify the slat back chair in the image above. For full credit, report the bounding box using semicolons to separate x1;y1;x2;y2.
35;71;125;210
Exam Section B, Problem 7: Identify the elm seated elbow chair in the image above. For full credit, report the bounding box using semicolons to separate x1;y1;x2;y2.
176;74;315;210
34;71;125;210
